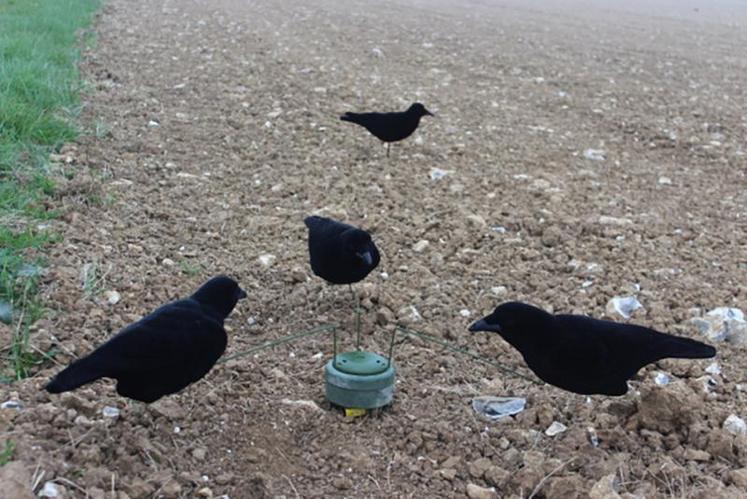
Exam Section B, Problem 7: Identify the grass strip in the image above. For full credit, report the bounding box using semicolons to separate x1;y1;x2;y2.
1;0;100;381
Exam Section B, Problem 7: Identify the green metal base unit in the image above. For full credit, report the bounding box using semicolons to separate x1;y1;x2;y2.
324;351;395;410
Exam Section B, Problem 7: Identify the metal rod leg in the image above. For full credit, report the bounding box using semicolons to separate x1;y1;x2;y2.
348;284;361;350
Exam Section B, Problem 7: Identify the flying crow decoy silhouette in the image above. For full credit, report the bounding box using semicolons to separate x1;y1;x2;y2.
45;276;246;403
304;215;380;346
340;102;433;156
469;301;716;396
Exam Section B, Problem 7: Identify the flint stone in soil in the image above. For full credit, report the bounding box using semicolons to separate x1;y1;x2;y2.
545;421;568;436
589;473;621;499
683;448;711;462
690;307;746;344
412;240;430;252
468;457;492;478
150;399;185;419
438;468;457;480
466;483;497;499
484;466;509;487
605;296;643;320
375;307;394;325
723;414;747;436
39;482;66;497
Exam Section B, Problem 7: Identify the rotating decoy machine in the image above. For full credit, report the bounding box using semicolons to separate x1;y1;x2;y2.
324;319;397;416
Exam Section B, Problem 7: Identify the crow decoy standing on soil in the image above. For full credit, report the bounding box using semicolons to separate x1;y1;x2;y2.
304;215;380;345
340;102;433;156
45;276;246;403
469;301;716;396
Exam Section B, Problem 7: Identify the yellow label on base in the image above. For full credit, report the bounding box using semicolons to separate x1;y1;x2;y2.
345;408;366;417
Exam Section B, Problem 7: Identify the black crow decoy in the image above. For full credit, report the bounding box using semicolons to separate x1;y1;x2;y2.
45;276;246;403
304;215;380;346
340;102;433;156
469;301;716;396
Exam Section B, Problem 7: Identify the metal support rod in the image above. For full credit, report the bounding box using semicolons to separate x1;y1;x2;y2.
386;327;397;369
348;284;361;350
219;324;337;363
333;323;339;369
394;325;541;385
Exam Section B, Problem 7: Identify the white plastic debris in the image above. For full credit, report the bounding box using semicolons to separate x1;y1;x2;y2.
708;307;744;321
723;414;747;436
147;120;160;128
257;254;276;267
691;307;746;344
412;240;430;252
705;362;721;376
587;427;600;447
459;309;471;318
1;400;23;410
280;399;323;412
399;305;422;323
490;226;507;234
371;47;383;57
654;372;670;386
39;482;61;497
545;421;568;437
102;406;120;418
583;148;606;161
658;176;672;185
606;296;643;320
105;290;121;305
471;396;526;420
598;215;633;226
0;300;13;324
429;168;451;180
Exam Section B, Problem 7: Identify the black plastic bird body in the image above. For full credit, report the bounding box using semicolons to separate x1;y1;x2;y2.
45;276;246;403
341;102;433;155
470;302;716;396
304;216;380;285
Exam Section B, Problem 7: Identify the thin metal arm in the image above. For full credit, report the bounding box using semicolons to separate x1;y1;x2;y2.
394;325;540;385
348;284;361;350
219;324;337;363
386;327;397;369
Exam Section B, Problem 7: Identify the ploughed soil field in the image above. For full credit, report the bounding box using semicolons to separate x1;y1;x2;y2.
2;0;746;497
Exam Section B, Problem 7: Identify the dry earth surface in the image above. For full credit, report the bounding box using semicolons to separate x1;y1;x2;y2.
2;0;747;497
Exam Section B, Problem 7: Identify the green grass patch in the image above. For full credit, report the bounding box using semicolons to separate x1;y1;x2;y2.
0;0;100;381
0;440;15;466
